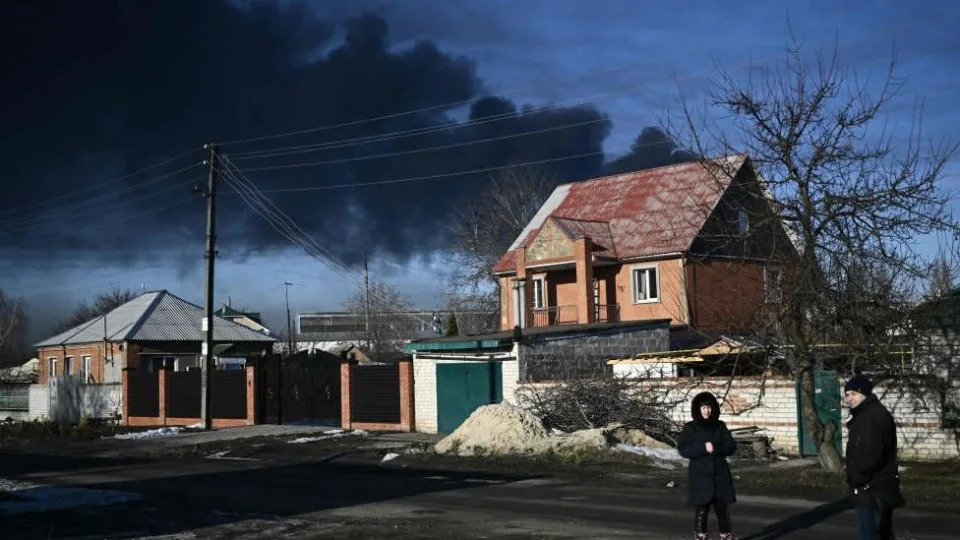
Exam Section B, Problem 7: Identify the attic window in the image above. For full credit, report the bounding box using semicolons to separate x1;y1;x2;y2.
737;209;749;234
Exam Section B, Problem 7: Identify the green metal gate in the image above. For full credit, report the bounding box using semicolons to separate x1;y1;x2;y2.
797;369;843;456
436;362;503;434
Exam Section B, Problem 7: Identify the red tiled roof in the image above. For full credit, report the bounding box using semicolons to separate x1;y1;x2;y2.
493;155;748;274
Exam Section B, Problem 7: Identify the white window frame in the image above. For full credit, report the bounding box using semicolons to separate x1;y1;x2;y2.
631;264;661;304
48;357;57;378
765;265;782;304
81;355;92;382
737;209;749;234
532;275;546;310
64;356;74;375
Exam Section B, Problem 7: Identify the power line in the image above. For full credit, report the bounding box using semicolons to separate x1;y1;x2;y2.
15;195;199;248
0;147;201;217
227;77;682;160
217;58;670;147
0;165;202;236
232;149;606;190
217;32;912;155
232;116;611;169
217;157;430;322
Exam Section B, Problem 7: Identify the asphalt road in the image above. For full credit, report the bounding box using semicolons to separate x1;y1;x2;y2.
1;450;957;539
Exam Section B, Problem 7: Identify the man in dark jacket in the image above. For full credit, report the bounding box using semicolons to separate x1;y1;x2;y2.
844;375;904;540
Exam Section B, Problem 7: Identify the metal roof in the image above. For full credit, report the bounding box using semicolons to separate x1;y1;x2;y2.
35;290;276;347
493;155;749;274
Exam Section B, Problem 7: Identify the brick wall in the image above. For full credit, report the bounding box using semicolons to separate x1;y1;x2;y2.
28;384;49;420
413;357;439;433
627;377;960;461
37;343;112;384
614;257;689;324
688;259;768;333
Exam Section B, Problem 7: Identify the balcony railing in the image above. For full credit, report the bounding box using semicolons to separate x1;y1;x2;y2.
530;304;620;327
531;305;579;327
595;303;620;323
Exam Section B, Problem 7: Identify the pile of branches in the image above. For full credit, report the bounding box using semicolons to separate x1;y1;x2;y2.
517;375;681;445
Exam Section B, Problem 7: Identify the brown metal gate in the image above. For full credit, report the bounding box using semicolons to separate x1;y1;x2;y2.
258;355;340;424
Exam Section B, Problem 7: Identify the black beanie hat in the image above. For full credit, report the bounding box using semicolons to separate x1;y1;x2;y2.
844;375;873;396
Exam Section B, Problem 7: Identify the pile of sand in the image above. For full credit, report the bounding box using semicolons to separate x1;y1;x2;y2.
435;403;551;456
434;403;666;457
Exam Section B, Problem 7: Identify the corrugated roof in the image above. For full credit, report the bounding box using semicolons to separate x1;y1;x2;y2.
35;291;276;347
493;155;748;274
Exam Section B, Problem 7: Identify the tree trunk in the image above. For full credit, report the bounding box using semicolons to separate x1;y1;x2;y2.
798;365;843;472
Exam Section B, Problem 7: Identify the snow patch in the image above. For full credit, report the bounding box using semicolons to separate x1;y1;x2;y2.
111;427;184;440
0;477;140;515
206;451;258;461
288;429;367;444
614;443;684;462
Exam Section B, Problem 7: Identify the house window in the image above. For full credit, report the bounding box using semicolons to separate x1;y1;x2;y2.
632;266;660;303
64;356;74;376
48;357;57;377
765;266;782;303
81;355;92;382
149;356;176;372
532;277;546;309
737;209;749;234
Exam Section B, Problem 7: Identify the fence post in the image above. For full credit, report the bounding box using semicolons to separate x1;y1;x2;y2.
121;368;132;426
340;360;354;429
399;360;415;432
246;363;257;425
158;367;168;426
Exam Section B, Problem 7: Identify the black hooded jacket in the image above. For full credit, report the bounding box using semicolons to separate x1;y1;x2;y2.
845;393;903;508
677;392;738;507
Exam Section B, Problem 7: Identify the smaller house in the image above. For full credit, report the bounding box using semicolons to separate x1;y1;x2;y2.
35;290;276;384
215;304;271;335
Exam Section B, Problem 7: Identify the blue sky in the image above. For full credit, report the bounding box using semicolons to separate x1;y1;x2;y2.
3;0;959;341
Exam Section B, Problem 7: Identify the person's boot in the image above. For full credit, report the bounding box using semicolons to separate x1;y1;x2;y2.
694;533;708;540
718;533;735;540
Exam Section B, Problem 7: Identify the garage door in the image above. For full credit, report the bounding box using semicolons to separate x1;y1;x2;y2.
436;362;502;434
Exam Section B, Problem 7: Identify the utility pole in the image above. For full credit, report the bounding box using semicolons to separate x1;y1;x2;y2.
363;251;371;353
200;143;219;431
283;282;294;356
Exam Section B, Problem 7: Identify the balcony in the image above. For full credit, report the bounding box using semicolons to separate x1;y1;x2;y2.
595;303;620;323
531;305;578;327
530;304;620;327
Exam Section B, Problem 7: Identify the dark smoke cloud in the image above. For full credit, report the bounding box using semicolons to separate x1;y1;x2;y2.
604;127;698;175
0;1;683;267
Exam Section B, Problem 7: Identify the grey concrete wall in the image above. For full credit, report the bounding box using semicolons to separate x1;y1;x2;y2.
520;324;670;382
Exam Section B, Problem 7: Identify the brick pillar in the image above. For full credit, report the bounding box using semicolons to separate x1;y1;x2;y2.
340;361;353;429
514;247;530;328
398;360;415;432
574;237;595;324
158;367;167;426
121;368;131;425
246;364;257;425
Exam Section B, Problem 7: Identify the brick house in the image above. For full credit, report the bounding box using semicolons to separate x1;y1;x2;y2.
35;290;276;385
493;154;796;334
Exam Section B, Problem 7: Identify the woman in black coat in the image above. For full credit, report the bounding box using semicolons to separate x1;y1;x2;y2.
678;391;738;540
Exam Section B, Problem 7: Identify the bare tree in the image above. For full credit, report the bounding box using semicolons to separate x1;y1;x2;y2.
0;289;27;369
673;40;958;470
52;287;137;335
343;281;416;363
446;167;560;317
